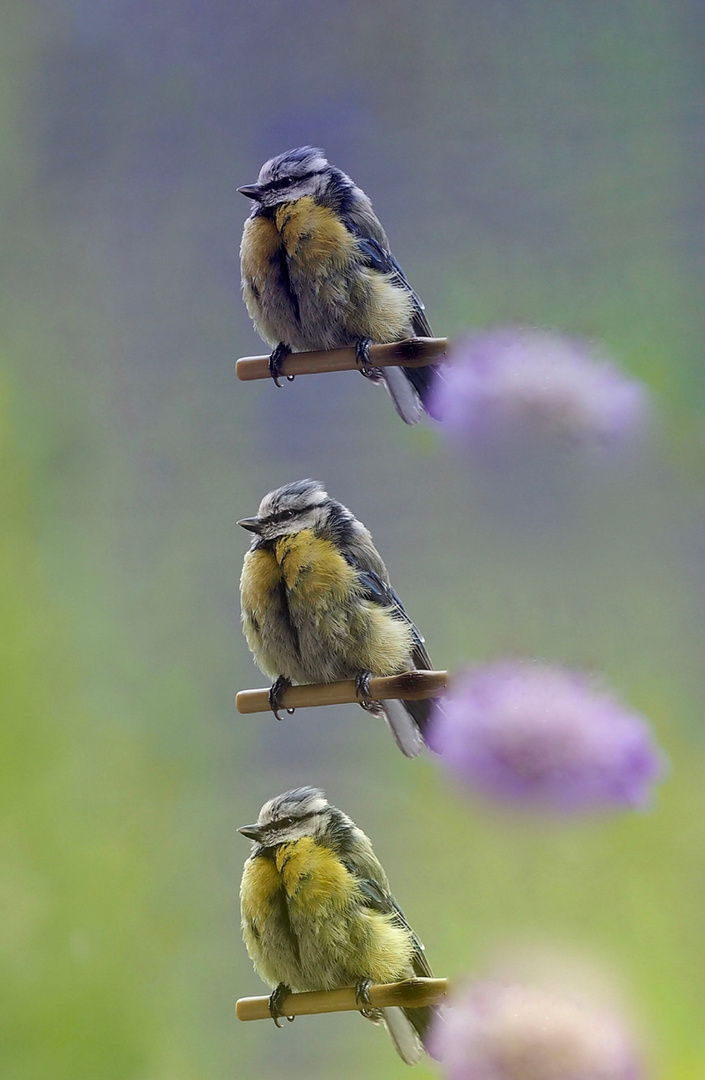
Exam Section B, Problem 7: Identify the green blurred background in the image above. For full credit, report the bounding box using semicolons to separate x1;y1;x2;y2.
2;2;705;1077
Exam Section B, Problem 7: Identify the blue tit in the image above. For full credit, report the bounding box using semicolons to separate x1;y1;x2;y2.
239;786;438;1066
238;146;439;425
238;479;434;758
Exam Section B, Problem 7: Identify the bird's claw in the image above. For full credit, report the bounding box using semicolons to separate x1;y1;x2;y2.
268;675;293;721
355;977;374;1018
268;342;293;386
269;982;294;1027
355;671;378;713
355;338;375;379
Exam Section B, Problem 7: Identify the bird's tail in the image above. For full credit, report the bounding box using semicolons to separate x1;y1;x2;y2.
382;1006;424;1066
382;365;425;425
382;1002;442;1065
382;362;443;425
379;698;430;758
402;362;443;418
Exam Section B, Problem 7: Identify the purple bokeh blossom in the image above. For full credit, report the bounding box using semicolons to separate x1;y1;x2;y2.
429;661;664;813
431;980;645;1080
431;329;650;462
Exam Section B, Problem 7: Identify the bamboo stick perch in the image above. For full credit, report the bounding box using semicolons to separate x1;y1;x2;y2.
236;977;448;1021
236;670;448;715
236;337;447;382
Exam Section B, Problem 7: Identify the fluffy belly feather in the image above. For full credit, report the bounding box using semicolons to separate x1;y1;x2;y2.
240;533;414;684
241;839;414;992
240;199;414;350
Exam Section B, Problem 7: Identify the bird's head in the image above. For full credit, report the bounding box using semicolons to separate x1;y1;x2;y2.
238;146;330;207
238;787;337;848
238;478;354;543
238;146;361;212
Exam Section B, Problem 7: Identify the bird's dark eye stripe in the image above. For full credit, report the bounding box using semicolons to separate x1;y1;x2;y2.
268;810;315;830
264;504;314;525
262;171;311;192
260;168;325;193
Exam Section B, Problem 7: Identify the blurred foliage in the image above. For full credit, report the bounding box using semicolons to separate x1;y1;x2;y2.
2;0;705;1077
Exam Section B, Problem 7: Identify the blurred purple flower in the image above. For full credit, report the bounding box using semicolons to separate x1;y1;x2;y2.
429;661;664;813
431;329;650;461
431;980;645;1080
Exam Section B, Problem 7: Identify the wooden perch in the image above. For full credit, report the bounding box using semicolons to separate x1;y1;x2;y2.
236;337;447;381
236;670;448;715
236;977;448;1021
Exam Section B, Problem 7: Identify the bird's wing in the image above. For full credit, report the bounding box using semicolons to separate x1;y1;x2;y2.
354;565;433;672
341;837;437;1050
353;234;433;339
354;876;433;979
343;208;438;421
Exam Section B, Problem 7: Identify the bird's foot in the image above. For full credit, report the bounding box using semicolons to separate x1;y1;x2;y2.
355;671;379;713
268;342;293;386
355;338;375;379
268;982;294;1027
355;977;374;1019
268;675;293;721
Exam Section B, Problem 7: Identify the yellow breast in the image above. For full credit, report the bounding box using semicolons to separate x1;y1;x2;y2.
240;852;281;924
240;214;282;283
274;198;358;269
241;838;354;921
241;534;356;608
273;531;359;601
240;547;282;615
276;837;354;904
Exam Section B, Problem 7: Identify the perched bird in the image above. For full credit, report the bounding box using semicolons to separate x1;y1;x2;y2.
239;786;438;1065
238;145;439;424
238;479;434;757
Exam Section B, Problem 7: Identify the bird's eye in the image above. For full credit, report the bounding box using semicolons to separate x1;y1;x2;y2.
283;816;295;826
284;508;297;519
283;177;296;186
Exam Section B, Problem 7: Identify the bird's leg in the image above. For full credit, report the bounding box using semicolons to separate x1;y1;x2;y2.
268;342;293;386
355;337;375;379
355;671;378;713
268;982;294;1027
355;977;374;1019
268;675;293;721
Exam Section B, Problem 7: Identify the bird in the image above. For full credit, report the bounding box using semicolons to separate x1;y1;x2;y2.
238;479;434;757
238;145;439;424
239;786;439;1065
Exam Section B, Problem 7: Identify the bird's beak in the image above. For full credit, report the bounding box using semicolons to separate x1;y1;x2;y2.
238;824;265;841
238;184;263;201
237;516;263;534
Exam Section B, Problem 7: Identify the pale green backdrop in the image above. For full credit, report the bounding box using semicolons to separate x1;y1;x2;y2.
2;2;705;1077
